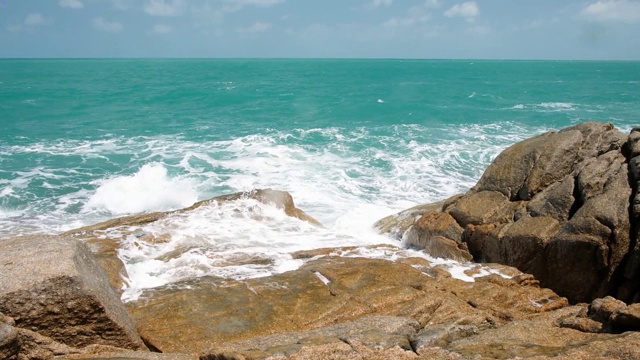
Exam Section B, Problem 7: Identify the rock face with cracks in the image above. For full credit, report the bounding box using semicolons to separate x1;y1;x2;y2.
377;122;638;304
0;236;147;351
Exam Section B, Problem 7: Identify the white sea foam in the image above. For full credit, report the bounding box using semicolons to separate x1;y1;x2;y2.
510;104;525;109
83;163;198;215
118;198;398;301
0;122;549;300
116;196;512;302
536;102;575;111
0;187;13;197
0;123;542;237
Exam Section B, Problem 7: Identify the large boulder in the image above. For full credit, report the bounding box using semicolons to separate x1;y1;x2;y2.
0;236;146;350
378;122;637;303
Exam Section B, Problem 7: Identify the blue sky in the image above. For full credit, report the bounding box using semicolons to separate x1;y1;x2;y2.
1;0;640;59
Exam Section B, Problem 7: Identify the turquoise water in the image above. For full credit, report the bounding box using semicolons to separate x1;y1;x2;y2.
1;59;639;236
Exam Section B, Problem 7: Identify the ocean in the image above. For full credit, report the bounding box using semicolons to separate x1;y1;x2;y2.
1;59;639;300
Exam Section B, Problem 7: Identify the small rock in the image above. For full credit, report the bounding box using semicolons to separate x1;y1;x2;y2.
411;324;479;351
610;303;640;331
588;296;627;323
0;323;19;360
558;317;603;333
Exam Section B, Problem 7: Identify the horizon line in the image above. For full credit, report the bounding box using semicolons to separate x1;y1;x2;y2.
1;56;639;62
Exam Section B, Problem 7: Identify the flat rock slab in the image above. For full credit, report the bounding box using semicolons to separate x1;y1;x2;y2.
0;236;145;350
202;316;419;359
127;257;569;354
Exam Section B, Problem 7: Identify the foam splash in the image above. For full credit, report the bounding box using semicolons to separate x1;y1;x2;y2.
535;102;576;112
83;163;198;215
116;196;401;300
0;122;548;236
116;196;513;302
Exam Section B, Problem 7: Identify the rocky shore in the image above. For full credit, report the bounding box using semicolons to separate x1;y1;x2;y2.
3;122;640;359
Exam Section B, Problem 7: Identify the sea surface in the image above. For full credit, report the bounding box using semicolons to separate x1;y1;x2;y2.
1;59;639;300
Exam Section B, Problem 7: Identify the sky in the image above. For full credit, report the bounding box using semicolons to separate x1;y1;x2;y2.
1;0;640;59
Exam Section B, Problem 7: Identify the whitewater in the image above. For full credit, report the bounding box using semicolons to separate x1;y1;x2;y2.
1;59;638;300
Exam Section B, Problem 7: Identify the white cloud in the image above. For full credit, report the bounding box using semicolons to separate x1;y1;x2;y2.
581;0;640;22
59;0;83;9
444;1;479;20
93;17;123;33
153;24;172;34
238;21;272;33
24;13;52;26
144;0;185;17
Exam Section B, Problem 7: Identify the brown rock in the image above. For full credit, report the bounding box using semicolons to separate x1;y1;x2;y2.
202;316;419;360
126;256;568;353
391;122;635;304
558;316;603;333
65;189;322;235
0;313;14;326
447;191;514;227
588;296;627;323
403;212;472;262
610;303;640;331
0;236;146;350
498;216;559;276
82;236;128;294
411;324;479;350
15;327;83;360
473;128;582;200
409;235;472;262
464;223;505;263
524;331;640;360
411;211;465;243
65;351;198;360
622;127;640;303
374;196;458;238
448;306;593;359
544;154;631;302
0;323;19;360
527;176;575;222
